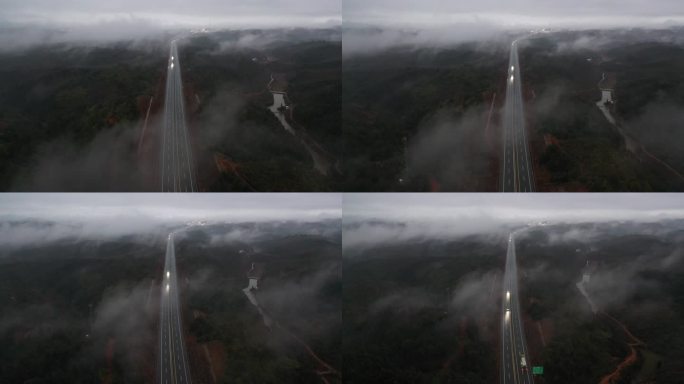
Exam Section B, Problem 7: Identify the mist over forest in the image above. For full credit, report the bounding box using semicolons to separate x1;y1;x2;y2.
0;193;342;383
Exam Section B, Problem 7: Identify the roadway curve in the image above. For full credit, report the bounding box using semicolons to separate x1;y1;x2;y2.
501;41;535;192
161;41;197;192
158;233;192;384
501;233;534;384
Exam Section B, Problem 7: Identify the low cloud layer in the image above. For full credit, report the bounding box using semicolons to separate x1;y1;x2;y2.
0;280;158;381
0;0;340;49
448;270;499;319
343;220;506;251
343;25;504;56
11;122;144;192
520;222;684;337
404;106;492;190
91;281;157;377
364;269;499;339
343;194;684;250
625;102;684;174
0;220;162;249
345;0;684;28
195;88;246;152
1;193;341;222
258;262;340;336
0;0;340;30
345;194;684;223
0;194;341;248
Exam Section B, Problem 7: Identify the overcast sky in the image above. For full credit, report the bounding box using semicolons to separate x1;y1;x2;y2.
345;193;684;223
0;0;340;29
345;0;684;28
0;193;341;223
